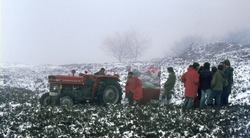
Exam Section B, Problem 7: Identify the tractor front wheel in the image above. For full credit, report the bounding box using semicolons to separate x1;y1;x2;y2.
40;93;51;106
60;96;73;106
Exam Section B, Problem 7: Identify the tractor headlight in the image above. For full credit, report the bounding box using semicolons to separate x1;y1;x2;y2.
49;84;60;96
50;84;60;92
53;86;58;91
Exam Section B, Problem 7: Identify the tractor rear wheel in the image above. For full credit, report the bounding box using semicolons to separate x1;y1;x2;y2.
97;81;122;104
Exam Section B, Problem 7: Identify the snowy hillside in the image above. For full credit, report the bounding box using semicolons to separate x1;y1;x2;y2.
0;43;250;137
0;42;249;105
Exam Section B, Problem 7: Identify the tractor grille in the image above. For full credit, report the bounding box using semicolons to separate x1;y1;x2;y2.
49;84;60;92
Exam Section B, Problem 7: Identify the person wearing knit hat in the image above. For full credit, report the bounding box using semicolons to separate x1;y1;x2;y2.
221;59;234;106
167;67;174;72
223;59;231;66
192;62;200;70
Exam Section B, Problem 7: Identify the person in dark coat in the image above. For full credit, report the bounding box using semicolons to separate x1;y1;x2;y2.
197;66;204;100
193;66;204;108
221;59;234;106
162;67;176;104
199;62;213;108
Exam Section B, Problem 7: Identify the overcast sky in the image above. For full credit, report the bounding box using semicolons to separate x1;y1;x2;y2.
1;0;250;65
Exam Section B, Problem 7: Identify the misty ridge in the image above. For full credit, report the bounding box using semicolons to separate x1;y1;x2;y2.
102;28;250;63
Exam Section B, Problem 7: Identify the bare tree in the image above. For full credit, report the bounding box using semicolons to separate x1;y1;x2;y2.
103;32;133;62
129;30;150;62
103;30;150;62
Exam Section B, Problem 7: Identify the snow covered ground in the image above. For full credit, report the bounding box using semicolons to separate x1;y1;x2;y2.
0;87;249;137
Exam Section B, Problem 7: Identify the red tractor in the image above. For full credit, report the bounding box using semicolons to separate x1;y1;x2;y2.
40;73;122;106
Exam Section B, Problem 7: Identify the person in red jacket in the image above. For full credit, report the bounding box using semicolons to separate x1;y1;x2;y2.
181;62;200;108
125;72;143;105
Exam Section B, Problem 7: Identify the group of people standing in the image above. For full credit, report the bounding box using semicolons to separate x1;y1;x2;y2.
180;60;234;109
124;59;234;108
125;67;177;106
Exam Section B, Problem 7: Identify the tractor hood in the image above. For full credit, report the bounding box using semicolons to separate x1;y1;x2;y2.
48;75;85;84
48;74;120;85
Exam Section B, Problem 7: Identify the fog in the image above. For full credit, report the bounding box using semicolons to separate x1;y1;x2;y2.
1;0;250;65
